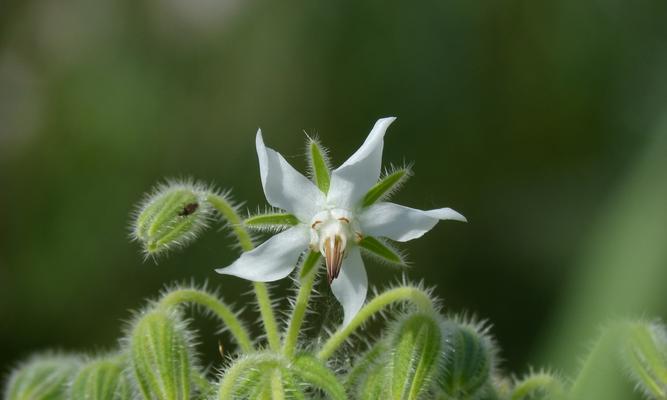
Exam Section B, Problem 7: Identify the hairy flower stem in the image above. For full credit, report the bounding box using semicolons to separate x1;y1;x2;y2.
158;288;253;353
283;252;320;358
207;193;281;352
317;286;435;360
271;369;285;400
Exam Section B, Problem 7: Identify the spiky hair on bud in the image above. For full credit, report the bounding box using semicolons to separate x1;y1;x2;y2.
130;178;215;260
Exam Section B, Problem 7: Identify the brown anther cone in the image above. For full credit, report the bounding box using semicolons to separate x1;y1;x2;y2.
324;236;344;285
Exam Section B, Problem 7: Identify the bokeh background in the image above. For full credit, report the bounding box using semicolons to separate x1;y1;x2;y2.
1;0;667;397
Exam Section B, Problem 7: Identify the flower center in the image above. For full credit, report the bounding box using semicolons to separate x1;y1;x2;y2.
309;208;361;284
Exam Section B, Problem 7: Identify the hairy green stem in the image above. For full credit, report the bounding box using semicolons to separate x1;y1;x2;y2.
317;286;435;360
271;369;285;400
208;193;281;352
283;252;320;358
158;288;253;353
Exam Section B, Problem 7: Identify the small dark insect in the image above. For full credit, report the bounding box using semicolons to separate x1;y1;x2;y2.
178;202;199;216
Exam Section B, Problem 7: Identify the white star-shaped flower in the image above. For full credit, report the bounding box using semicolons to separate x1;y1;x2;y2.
216;117;466;326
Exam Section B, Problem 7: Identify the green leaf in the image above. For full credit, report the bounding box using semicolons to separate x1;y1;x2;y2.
359;236;405;265
245;213;300;227
362;166;412;208
308;139;331;193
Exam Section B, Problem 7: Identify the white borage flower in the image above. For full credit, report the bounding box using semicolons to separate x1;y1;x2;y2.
216;117;466;326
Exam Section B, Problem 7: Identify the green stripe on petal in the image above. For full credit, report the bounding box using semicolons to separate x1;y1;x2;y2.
245;213;300;227
308;139;331;193
362;166;412;208
359;236;406;265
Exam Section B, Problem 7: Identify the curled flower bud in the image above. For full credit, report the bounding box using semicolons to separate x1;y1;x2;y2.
70;356;131;400
128;309;198;400
132;181;212;257
439;317;498;398
5;355;80;400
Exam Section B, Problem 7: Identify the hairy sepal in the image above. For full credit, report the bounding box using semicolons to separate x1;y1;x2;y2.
362;165;413;208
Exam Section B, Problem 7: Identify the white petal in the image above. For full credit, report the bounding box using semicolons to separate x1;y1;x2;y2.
215;226;310;282
256;130;325;221
330;247;368;327
359;202;466;242
327;117;396;208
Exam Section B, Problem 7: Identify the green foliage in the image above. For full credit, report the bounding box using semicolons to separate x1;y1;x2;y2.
8;171;667;400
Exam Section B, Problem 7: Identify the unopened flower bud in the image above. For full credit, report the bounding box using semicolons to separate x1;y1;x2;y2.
128;309;198;400
70;357;131;400
389;313;442;399
5;355;80;400
439;317;497;398
132;181;212;257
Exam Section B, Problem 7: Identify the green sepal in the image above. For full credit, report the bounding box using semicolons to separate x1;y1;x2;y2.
362;166;412;208
69;356;132;400
359;236;406;265
390;313;442;400
129;309;197;400
5;355;81;400
308;138;331;193
245;213;300;228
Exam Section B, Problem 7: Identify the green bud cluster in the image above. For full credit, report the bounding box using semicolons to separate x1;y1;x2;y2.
8;176;667;400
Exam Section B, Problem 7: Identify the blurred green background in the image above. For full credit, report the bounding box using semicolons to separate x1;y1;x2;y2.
1;0;666;396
